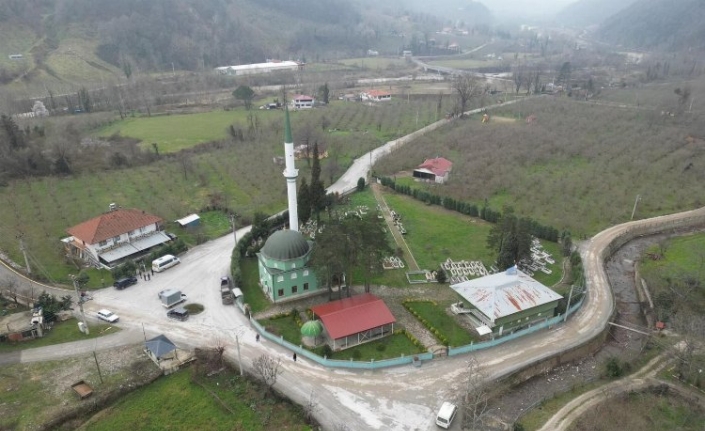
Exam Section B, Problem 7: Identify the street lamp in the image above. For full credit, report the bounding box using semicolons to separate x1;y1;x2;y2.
70;274;89;335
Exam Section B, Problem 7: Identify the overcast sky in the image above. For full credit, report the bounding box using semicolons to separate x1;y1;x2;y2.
477;0;577;18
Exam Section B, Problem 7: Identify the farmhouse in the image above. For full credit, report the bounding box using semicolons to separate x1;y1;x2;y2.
291;94;315;109
62;205;171;268
214;60;302;76
257;230;319;303
360;89;392;102
311;293;396;350
412;157;453;183
451;266;563;337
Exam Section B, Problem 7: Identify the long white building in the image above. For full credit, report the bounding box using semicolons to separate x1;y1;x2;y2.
215;60;302;76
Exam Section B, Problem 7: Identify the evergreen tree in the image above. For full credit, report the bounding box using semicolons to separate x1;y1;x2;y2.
309;141;326;222
298;177;312;224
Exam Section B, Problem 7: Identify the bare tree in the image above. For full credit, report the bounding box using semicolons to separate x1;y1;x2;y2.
253;354;282;394
669;311;705;380
453;74;484;117
304;389;320;423
463;356;491;430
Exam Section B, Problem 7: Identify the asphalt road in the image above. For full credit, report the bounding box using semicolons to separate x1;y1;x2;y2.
3;108;705;430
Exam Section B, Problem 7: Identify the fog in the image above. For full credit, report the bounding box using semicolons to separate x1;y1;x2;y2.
477;0;577;19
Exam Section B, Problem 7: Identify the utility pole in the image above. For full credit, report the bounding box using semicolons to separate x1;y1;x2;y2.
230;214;237;244
564;285;575;323
17;234;31;275
70;275;89;335
236;334;243;376
630;194;641;220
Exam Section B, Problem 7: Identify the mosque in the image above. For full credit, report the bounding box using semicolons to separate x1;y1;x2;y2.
257;110;319;302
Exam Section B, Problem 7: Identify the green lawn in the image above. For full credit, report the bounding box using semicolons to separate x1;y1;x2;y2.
83;368;313;431
259;314;302;345
338;57;411;70
0;317;118;353
239;258;271;313
95;110;257;152
329;333;425;361
404;300;475;347
383;191;496;271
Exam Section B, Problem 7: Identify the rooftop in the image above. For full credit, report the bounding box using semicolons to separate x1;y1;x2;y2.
66;208;163;244
311;293;396;340
450;267;562;324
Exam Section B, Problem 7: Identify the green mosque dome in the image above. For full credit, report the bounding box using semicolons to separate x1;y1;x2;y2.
261;230;310;260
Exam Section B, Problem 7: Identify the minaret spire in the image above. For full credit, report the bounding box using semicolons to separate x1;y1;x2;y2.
283;108;299;232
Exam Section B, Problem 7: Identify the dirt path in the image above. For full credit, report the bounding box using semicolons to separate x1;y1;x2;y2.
371;183;420;271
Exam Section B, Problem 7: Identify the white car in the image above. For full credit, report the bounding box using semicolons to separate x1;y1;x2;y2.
96;309;119;323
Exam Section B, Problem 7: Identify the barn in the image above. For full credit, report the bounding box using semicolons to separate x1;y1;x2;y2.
412;157;453;184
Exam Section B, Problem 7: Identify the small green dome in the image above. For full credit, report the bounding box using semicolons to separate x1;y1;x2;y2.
261;230;310;261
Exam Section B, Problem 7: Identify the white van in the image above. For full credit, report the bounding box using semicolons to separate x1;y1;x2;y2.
151;254;180;272
435;402;457;429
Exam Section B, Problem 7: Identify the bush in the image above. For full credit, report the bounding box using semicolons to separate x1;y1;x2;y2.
604;356;624;378
351;350;362;359
375;343;386;352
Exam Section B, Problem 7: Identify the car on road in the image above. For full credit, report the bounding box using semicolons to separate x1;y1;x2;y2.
435;402;457;429
96;309;119;323
113;276;138;290
166;306;189;321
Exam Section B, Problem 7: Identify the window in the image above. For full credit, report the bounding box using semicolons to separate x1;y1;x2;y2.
112;235;121;243
303;270;309;276
277;275;284;282
277;289;284;297
292;263;296;268
99;240;107;247
303;283;309;291
291;273;297;280
292;285;298;293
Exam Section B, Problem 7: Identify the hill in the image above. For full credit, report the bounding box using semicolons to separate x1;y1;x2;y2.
597;0;705;50
0;0;409;92
555;0;638;28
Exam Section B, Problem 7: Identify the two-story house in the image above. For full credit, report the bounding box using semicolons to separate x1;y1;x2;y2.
62;206;171;268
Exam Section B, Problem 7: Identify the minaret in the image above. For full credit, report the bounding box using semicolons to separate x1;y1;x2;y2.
283;108;299;232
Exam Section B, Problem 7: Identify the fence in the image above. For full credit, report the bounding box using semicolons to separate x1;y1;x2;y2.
249;298;583;370
250;318;433;370
448;298;585;356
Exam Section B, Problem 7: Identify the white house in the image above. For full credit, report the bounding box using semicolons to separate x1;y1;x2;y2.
412;157;453;184
360;89;392;102
291;94;315;109
62;206;170;268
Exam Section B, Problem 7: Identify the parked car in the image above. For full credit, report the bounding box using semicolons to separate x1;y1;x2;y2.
113;276;138;290
96;309;119;323
166;306;189;321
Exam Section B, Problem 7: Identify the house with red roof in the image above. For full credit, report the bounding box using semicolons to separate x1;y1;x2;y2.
62;206;171;268
412;157;453;184
360;89;392;102
291;94;315;109
311;293;396;350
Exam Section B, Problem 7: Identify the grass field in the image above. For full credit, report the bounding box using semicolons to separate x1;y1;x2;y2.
83;367;313;431
328;332;425;361
95;110;257;153
427;58;504;69
0;317;119;353
338;57;412;70
404;300;476;346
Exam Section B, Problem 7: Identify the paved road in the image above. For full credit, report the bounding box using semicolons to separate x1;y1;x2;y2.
3;107;705;430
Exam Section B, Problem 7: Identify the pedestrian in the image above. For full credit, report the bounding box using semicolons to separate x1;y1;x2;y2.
256;334;260;342
147;273;151;281
151;268;154;276
292;352;297;362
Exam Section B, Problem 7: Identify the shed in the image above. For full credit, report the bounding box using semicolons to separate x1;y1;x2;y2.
175;214;200;228
144;334;178;363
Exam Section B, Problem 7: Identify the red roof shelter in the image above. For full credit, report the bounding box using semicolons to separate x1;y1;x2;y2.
311;293;396;350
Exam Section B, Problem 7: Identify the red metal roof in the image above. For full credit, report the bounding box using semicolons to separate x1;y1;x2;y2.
417;157;453;177
66;208;163;245
292;94;314;101
365;89;391;97
311;293;396;340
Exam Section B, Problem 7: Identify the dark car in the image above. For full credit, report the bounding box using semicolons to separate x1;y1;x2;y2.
167;306;189;321
113;276;138;290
